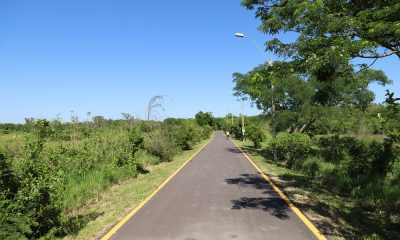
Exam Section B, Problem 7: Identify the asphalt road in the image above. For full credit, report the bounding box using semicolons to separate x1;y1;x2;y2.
108;133;318;240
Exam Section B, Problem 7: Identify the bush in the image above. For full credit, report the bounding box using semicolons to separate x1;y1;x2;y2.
230;124;243;140
301;157;337;188
201;125;214;140
314;134;345;163
313;160;337;188
15;157;64;238
270;132;315;168
0;152;32;240
388;153;400;184
0;152;17;196
144;130;178;162
0;194;32;240
128;128;144;157
316;135;394;180
246;125;265;148
301;157;321;178
381;183;400;224
163;120;203;151
0;120;65;239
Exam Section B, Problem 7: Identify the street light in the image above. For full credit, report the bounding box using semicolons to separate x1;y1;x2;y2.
234;32;277;162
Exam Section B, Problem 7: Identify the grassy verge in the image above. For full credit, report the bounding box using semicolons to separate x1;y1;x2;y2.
60;137;212;240
234;139;399;240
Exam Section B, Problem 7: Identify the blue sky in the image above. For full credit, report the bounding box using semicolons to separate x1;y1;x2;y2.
0;0;398;123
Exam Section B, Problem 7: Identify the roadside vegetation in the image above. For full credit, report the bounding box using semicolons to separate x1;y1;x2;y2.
0;112;215;239
223;1;400;239
229;108;400;239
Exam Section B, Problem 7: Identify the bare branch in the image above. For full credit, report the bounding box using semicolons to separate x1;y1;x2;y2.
367;58;379;69
355;50;400;59
146;95;165;121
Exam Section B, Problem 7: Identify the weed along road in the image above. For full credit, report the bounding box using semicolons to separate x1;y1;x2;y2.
103;133;325;240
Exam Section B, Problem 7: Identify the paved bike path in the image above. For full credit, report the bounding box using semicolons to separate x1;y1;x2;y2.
108;133;318;240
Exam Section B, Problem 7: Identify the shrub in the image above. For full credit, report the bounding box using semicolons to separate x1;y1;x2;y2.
313;161;337;188
0;152;18;196
338;138;392;182
381;183;400;224
201;125;214;140
230;124;243;140
15;158;64;238
0;120;65;239
144;130;178;162
388;153;400;184
270;132;315;168
0;152;31;240
128;128;144;157
314;134;345;163
163;120;202;151
301;157;337;188
0;194;32;240
301;157;321;178
246;125;265;148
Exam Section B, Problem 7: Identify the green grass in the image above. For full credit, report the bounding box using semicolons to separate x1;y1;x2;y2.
63;163;134;210
0;132;29;148
234;139;400;240
59;137;211;240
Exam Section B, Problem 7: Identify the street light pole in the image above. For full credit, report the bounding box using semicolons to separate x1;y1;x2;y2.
241;100;245;141
234;32;278;162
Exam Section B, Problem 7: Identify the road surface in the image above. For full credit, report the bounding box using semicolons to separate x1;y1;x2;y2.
107;133;319;240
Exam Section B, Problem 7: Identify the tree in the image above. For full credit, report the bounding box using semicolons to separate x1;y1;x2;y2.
234;61;316;132
121;113;135;128
195;111;215;127
86;112;91;122
379;90;400;143
240;0;399;85
92;115;107;127
146;95;165;121
233;61;389;133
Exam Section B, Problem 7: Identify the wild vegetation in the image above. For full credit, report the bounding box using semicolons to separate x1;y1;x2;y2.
224;98;400;239
224;1;400;239
0;113;214;239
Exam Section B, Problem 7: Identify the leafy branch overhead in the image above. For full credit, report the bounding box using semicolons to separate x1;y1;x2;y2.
241;0;400;79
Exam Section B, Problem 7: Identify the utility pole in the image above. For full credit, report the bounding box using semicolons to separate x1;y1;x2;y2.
271;78;277;161
235;32;277;161
241;101;245;141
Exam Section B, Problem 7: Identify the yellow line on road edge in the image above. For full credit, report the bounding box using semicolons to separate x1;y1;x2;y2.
231;140;327;240
101;137;214;240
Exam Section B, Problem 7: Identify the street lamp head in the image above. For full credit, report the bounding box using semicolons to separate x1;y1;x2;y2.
268;58;273;66
234;32;245;38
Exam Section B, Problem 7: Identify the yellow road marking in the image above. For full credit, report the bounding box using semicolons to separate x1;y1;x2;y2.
231;140;327;240
101;137;214;240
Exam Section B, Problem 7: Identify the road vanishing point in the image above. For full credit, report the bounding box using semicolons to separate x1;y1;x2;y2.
103;133;324;240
